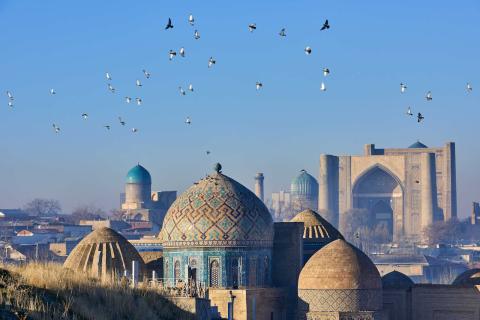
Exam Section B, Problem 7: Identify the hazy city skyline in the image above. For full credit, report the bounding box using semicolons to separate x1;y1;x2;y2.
0;1;479;218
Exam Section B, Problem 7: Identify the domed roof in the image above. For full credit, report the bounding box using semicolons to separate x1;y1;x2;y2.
291;170;318;197
160;163;274;248
409;141;428;149
290;209;343;243
452;268;480;286
382;271;414;289
64;227;145;280
126;164;151;184
298;239;381;290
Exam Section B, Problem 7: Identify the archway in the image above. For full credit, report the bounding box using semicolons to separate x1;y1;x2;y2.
352;165;403;241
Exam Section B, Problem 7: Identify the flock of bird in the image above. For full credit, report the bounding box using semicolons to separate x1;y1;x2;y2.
401;82;473;123
2;15;475;135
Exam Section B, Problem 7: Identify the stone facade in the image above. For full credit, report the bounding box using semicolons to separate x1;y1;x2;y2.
319;142;457;242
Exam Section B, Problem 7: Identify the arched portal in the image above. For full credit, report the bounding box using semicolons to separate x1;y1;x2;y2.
352;165;403;241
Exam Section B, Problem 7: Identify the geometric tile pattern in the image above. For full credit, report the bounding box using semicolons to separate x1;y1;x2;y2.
298;289;382;313
160;171;274;248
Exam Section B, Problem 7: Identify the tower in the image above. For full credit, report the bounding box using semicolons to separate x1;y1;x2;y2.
254;173;264;202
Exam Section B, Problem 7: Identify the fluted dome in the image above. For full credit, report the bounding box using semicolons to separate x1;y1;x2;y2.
160;164;274;248
64;227;145;280
299;239;381;290
290;209;343;243
382;271;414;289
452;268;480;286
291;170;318;198
126;164;151;184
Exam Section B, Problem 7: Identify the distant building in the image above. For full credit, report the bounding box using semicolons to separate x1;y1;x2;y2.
471;202;480;225
0;209;30;221
269;190;291;221
291;169;319;214
319;141;457;242
120;164;176;227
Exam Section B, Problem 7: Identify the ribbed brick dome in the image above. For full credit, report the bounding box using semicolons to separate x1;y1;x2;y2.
64;227;145;281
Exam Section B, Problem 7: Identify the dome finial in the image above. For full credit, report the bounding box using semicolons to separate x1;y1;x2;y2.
213;162;222;173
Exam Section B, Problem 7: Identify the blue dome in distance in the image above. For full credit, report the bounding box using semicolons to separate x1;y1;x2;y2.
291;169;319;197
409;141;428;149
126;164;152;184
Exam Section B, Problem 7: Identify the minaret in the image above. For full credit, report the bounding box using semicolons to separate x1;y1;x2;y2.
254;173;264;202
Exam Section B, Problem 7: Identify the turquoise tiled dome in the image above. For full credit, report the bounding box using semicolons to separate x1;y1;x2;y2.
291;170;319;198
408;141;428;148
160;164;274;248
126;164;152;184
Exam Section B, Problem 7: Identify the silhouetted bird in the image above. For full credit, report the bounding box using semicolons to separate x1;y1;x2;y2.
417;113;424;122
321;19;330;30
165;18;173;30
188;14;194;26
52;124;60;133
425;91;432;101
208;57;216;68
400;83;407;93
248;23;257;32
279;28;286;37
406;107;413;116
194;30;200;40
304;46;312;55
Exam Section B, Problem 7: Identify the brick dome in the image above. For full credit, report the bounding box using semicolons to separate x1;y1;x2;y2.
64;227;145;281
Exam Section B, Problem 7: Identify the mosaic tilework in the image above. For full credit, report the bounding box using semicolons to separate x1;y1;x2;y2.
298;289;382;313
161;172;274;248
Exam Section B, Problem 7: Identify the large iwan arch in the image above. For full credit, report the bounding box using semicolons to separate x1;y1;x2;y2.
351;165;404;241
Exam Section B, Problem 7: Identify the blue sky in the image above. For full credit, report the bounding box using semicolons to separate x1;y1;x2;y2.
0;1;479;218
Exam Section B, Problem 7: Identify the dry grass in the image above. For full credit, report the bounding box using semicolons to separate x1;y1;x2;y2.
0;262;195;320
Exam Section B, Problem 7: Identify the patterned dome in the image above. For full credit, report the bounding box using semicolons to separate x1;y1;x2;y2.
64;227;145;280
291;170;318;198
126;164;151;184
160;164;274;248
290;209;343;243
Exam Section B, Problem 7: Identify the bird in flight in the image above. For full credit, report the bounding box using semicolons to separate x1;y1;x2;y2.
194;30;200;40
165;18;173;30
105;72;112;81
400;83;407;93
188;14;194;26
417;113;424;122
304;46;312;55
208;57;216;68
188;84;194;92
320;82;326;91
118;117;126;126
136;79;142;87
142;69;151;79
104;125;111;130
406;107;413;116
323;68;330;77
425;91;432;101
81;113;88;120
248;23;257;32
136;97;142;106
8;101;13;108
108;84;115;93
321;19;330;31
206;150;211;155
179;87;186;96
169;50;177;61
467;83;473;93
179;47;185;57
132;128;138;133
6;91;13;100
185;117;191;125
52;124;60;133
256;82;263;90
125;96;132;104
50;88;56;95
279;28;286;37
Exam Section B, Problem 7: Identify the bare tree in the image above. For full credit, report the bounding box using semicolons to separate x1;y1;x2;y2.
24;198;61;217
424;219;468;245
68;205;106;224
